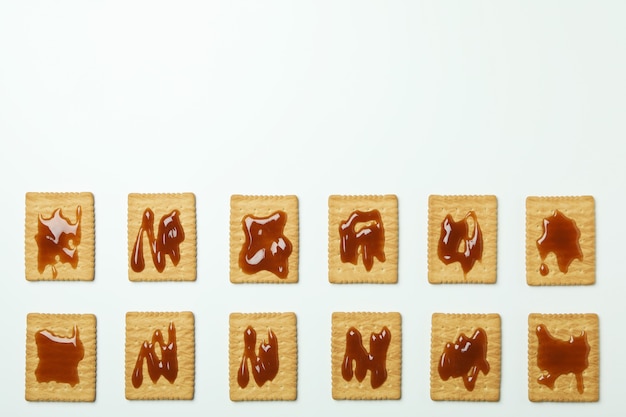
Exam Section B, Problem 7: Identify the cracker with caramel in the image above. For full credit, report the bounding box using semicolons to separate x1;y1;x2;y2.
25;313;96;402
127;193;196;282
328;195;398;284
230;195;299;283
331;312;401;400
430;313;501;401
528;313;599;402
125;311;195;400
526;196;595;285
428;195;497;284
229;312;297;401
25;192;95;281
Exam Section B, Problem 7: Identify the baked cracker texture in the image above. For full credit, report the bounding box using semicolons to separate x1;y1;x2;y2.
328;195;398;284
526;196;595;285
332;312;402;400
428;195;497;284
230;195;299;283
229;312;297;401
127;193;196;282
25;313;97;402
528;313;599;402
430;313;501;401
125;311;195;400
25;192;95;281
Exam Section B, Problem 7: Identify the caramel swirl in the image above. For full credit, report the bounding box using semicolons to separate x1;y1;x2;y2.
131;208;185;273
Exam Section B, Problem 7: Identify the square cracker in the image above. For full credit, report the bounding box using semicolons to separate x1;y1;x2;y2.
328;195;398;284
332;312;402;400
229;312;297;401
125;311;195;400
127;193;196;282
25;192;95;281
230;195;299;283
25;313;97;401
528;313;599;402
526;196;595;285
428;195;497;284
430;313;501;401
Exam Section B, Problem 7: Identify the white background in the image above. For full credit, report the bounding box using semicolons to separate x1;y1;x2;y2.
1;1;625;416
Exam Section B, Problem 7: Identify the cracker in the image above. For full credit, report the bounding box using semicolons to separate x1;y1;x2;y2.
331;312;401;400
125;311;195;400
25;313;96;401
328;195;398;284
230;195;299;283
127;193;196;282
428;195;497;284
229;312;297;401
430;313;501;401
526;196;595;285
25;192;95;281
528;313;599;402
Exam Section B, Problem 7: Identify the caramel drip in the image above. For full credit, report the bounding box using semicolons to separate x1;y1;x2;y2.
437;211;483;276
339;210;386;272
131;208;185;273
35;325;84;386
239;211;292;278
132;322;178;388
35;206;82;279
438;328;489;391
341;326;391;389
237;326;279;388
536;210;583;276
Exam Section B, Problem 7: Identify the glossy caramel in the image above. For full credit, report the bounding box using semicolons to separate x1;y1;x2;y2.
131;208;185;273
132;322;178;388
339;210;386;271
35;325;84;386
437;211;483;276
237;326;279;388
342;326;390;389
536;210;583;276
438;328;489;391
35;207;82;279
239;211;292;278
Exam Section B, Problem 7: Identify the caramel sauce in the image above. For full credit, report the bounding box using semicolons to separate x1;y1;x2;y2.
437;211;483;276
536;210;583;276
342;326;390;389
131;208;185;273
237;326;279;388
339;210;386;272
438;328;489;391
132;322;178;388
35;325;84;386
535;324;589;393
35;207;82;279
239;211;292;278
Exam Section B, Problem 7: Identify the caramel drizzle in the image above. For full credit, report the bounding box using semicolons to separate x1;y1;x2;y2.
536;210;583;276
339;210;386;271
35;325;84;386
131;208;185;273
341;326;391;389
237;326;279;388
438;328;489;391
35;206;82;279
132;322;178;388
437;211;483;276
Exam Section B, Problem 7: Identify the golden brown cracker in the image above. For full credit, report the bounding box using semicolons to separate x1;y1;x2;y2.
230;195;299;283
25;192;95;281
528;313;599;402
430;313;501;401
25;313;96;402
331;312;401;400
328;195;398;284
428;195;497;284
229;312;297;401
526;196;595;285
125;311;195;400
127;193;196;282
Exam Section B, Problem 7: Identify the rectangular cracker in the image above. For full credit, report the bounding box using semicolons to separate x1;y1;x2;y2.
328;195;398;283
125;312;195;400
430;313;501;401
528;313;599;402
526;196;595;285
230;195;299;283
25;192;95;281
127;193;196;281
229;312;297;401
332;312;401;400
25;313;96;401
428;195;497;284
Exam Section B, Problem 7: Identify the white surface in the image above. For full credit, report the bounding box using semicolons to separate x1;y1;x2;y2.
1;1;625;415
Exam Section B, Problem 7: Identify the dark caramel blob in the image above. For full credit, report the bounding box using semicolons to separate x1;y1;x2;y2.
35;325;84;386
239;211;292;278
131;208;185;273
536;210;583;276
536;324;589;394
132;322;178;388
339;210;386;272
237;326;279;388
342;326;391;389
437;211;483;276
438;328;489;391
35;207;82;279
